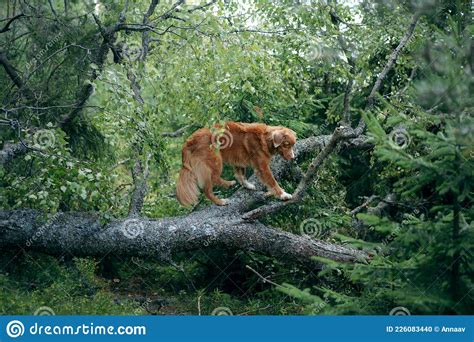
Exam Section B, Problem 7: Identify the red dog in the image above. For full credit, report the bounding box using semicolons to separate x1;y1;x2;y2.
176;122;296;206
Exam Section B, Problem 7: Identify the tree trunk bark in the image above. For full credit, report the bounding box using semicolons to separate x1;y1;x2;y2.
0;208;367;266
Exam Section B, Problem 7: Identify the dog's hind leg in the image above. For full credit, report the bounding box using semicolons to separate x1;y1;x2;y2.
203;179;228;206
214;177;236;188
211;153;236;188
201;151;230;205
210;151;236;189
234;166;256;190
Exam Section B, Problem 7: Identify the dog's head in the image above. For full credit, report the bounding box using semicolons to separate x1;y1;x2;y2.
269;127;297;161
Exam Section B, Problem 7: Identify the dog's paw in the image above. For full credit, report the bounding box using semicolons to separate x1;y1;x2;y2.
229;180;237;186
243;181;256;190
217;199;230;206
279;192;293;201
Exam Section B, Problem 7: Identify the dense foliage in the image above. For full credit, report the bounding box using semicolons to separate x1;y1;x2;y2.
1;0;472;315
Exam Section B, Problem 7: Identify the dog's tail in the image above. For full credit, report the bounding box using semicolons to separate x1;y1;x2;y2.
176;147;201;207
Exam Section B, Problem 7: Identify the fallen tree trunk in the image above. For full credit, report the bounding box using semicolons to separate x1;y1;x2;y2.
0;208;367;266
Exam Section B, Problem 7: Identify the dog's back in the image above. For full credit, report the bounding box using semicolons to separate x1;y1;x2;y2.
218;122;270;167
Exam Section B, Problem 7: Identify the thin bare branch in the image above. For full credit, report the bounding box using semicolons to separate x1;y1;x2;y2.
182;0;216;13
128;153;152;217
158;0;185;21
0;50;35;100
0;13;25;33
351;195;379;215
355;13;420;136
161;125;191;137
246;265;285;289
367;13;421;108
142;0;160;60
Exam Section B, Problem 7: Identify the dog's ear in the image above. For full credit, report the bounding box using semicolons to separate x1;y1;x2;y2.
271;130;284;147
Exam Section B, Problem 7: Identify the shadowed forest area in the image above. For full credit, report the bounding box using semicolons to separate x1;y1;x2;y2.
1;0;473;315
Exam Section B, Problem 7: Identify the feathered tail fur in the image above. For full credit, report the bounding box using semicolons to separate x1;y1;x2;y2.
176;146;211;206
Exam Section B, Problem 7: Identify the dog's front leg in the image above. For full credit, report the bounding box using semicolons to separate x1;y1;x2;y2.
254;162;292;201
